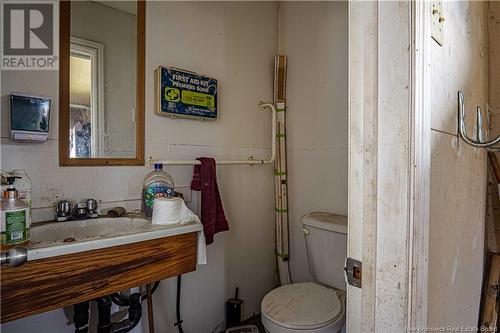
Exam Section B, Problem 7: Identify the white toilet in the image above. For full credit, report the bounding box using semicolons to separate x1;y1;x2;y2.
261;212;347;333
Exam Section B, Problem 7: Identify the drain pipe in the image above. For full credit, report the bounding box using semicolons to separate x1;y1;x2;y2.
111;281;160;306
110;293;142;333
73;301;90;333
94;293;142;333
96;297;112;333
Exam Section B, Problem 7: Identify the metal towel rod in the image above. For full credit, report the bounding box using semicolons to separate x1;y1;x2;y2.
149;101;277;166
458;91;499;151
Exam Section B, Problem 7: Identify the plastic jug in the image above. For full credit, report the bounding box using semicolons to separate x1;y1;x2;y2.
142;164;175;217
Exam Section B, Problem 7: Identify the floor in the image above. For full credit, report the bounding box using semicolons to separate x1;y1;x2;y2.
242;314;265;332
221;314;266;333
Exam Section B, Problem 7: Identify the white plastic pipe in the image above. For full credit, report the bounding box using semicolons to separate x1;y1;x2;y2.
149;102;277;166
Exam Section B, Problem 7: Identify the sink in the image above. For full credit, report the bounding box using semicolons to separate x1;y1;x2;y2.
27;215;202;261
2;215;202;324
31;217;151;243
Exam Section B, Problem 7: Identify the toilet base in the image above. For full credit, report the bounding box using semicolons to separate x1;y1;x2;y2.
264;324;346;333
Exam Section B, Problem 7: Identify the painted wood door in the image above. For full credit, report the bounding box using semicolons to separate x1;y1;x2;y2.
347;2;427;332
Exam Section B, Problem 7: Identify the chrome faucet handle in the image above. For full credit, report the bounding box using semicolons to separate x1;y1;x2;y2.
56;200;70;216
86;199;98;218
56;200;71;222
86;198;97;211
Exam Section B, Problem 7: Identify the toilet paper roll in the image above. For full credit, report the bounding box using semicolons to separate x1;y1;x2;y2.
152;197;183;225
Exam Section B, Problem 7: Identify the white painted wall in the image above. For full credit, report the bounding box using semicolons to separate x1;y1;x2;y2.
279;1;348;284
1;2;278;332
428;0;488;328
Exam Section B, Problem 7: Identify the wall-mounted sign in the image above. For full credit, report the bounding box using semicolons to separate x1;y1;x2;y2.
155;66;218;120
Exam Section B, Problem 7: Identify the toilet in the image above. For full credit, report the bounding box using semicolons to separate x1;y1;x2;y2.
261;212;347;333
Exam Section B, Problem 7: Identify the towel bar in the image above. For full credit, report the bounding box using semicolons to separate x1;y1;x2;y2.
149;101;277;166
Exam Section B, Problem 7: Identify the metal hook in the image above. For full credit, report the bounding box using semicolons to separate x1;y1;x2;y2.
457;91;500;151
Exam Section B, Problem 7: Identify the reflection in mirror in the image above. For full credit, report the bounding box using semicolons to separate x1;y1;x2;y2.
70;37;103;157
69;1;137;158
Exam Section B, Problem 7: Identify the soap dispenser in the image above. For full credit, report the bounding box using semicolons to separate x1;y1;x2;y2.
1;176;31;248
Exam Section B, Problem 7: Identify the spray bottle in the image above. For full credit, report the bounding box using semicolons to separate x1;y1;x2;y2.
1;176;30;248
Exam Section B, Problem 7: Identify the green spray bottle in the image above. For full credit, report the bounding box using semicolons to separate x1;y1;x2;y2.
1;176;30;248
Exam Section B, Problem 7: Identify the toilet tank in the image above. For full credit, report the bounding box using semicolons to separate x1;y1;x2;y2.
302;212;348;291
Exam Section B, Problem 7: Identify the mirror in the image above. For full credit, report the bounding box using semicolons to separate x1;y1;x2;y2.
59;1;145;166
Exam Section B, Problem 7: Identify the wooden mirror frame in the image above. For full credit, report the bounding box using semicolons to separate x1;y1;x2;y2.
59;1;145;166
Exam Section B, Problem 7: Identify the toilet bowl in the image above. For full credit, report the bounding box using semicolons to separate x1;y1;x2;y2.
261;282;345;333
260;212;348;333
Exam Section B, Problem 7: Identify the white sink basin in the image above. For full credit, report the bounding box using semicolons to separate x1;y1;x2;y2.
27;216;202;261
31;217;151;243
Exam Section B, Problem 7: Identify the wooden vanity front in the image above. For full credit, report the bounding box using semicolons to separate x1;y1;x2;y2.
1;232;197;323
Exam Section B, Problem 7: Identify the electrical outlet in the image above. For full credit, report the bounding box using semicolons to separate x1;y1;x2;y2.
431;1;445;46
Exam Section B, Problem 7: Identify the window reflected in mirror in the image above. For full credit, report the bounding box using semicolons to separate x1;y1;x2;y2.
69;37;103;158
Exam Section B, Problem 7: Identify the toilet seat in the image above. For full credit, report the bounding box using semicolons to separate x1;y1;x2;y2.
261;282;343;331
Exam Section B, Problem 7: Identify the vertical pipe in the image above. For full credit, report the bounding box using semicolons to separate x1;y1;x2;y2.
146;283;155;333
73;301;90;333
96;297;112;333
176;275;184;333
274;55;292;285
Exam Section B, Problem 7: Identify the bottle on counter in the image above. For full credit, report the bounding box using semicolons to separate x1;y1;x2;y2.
1;176;31;248
12;169;32;207
1;170;12;196
142;164;175;217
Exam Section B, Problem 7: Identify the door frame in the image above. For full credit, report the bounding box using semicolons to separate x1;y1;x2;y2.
69;36;105;158
347;1;431;331
408;0;432;328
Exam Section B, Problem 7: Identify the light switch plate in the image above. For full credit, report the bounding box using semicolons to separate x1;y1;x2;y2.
431;1;444;46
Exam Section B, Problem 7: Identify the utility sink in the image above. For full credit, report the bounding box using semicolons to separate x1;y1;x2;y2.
27;215;202;261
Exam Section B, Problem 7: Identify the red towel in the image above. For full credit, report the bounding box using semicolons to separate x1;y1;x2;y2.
191;157;229;244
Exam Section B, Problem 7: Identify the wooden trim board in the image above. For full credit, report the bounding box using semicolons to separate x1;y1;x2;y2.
481;254;500;330
1;232;197;323
487;153;500;253
489;152;500;184
408;0;432;328
486;168;500;254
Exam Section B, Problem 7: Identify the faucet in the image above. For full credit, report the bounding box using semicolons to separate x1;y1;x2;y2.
56;199;99;221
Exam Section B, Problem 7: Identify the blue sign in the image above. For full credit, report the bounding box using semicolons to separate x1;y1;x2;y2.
155;66;218;120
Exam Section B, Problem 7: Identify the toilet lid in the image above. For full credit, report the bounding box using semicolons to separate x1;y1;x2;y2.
261;282;342;330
